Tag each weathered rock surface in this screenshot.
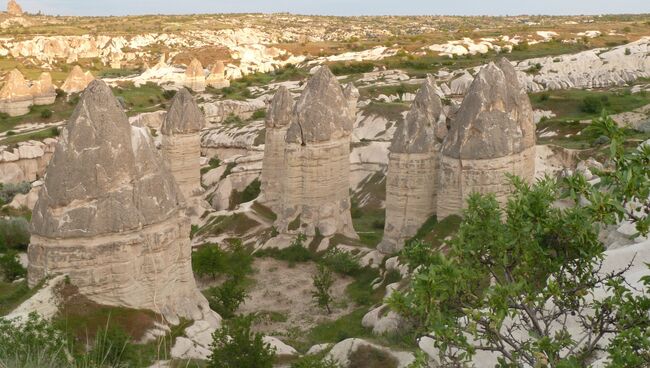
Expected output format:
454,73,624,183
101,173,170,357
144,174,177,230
30,72,57,105
259,86,293,212
206,61,230,89
279,66,357,238
0,69,33,116
61,65,94,94
0,138,57,184
6,0,22,16
379,75,445,253
327,338,415,368
28,80,212,324
185,58,206,92
161,88,205,201
438,58,536,218
202,98,266,123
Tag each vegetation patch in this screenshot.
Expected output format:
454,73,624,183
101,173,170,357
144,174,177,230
196,213,260,237
229,179,261,210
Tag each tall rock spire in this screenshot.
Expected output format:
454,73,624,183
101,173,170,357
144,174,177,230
161,88,206,204
185,58,206,92
379,75,446,253
437,58,536,218
28,80,213,324
259,86,294,212
0,69,33,116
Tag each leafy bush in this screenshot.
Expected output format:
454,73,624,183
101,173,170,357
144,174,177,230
329,62,375,76
192,245,227,279
348,345,398,368
229,179,261,209
162,89,176,100
40,109,53,119
0,313,68,367
322,248,361,276
208,315,276,368
223,113,244,125
581,95,609,114
0,217,31,251
208,156,221,169
291,354,340,368
0,252,26,281
205,278,249,319
312,264,334,313
0,182,31,204
252,109,267,120
255,234,314,266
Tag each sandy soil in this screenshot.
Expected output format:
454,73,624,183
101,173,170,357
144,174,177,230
238,258,355,336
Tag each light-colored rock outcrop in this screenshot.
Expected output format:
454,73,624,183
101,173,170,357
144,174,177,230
0,69,33,116
279,66,357,238
437,58,536,219
185,58,206,92
160,88,205,201
259,86,293,212
379,75,445,254
206,61,230,89
6,0,22,16
27,80,213,324
202,98,266,123
30,72,57,105
61,65,94,94
0,139,57,184
327,338,415,368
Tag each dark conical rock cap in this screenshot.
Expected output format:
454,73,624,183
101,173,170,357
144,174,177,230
265,86,293,129
161,88,205,135
391,75,444,154
31,80,183,238
286,66,349,144
441,58,535,159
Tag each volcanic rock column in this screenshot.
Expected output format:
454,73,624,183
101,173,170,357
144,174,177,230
30,72,57,105
280,66,357,238
0,69,33,116
259,86,293,213
206,61,230,89
28,81,212,323
160,88,205,201
61,65,94,94
437,58,536,219
185,58,206,92
379,75,446,254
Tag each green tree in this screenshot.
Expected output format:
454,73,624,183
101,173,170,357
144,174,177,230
312,264,334,314
205,278,249,319
192,245,226,279
390,114,649,367
208,315,276,368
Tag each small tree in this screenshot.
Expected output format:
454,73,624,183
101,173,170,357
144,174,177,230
205,278,249,319
208,315,276,368
192,245,226,279
312,264,334,314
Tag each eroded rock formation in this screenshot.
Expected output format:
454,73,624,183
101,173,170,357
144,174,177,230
28,80,212,324
259,86,293,212
0,69,33,116
161,88,205,201
7,0,22,16
185,58,206,92
437,58,536,218
278,66,357,238
379,75,446,253
206,61,230,89
30,72,56,105
61,65,94,94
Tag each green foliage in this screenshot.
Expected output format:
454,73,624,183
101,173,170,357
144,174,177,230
0,251,26,281
162,89,177,100
205,278,249,319
349,345,398,368
223,113,244,125
0,313,68,367
220,162,236,180
391,114,650,367
329,62,375,76
312,264,335,313
0,216,31,251
252,109,267,120
192,245,227,279
0,182,31,204
208,315,276,368
581,95,610,114
40,109,53,119
321,248,361,276
229,179,261,209
208,156,221,169
255,234,314,266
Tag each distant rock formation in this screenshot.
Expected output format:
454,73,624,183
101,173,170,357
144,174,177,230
379,75,446,253
437,58,536,218
28,80,213,324
259,86,293,212
185,58,206,92
161,88,205,202
30,72,56,105
0,69,33,116
206,61,230,89
61,65,94,94
7,0,22,16
278,66,357,238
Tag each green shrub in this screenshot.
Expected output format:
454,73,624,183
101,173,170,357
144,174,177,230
581,95,609,114
208,156,221,169
322,248,361,276
208,315,276,368
291,355,340,368
192,245,227,279
5,131,16,136
312,264,334,313
0,313,68,366
255,234,313,266
223,113,244,125
348,345,398,368
0,182,31,204
162,89,176,100
0,252,26,282
40,109,53,119
329,62,375,76
205,278,249,319
252,109,267,120
0,217,31,251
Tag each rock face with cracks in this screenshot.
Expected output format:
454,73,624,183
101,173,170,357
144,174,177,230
185,58,206,92
27,80,213,324
277,66,358,238
161,88,205,201
0,69,33,116
379,75,446,253
30,72,57,105
259,86,293,213
437,58,536,218
61,65,94,94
